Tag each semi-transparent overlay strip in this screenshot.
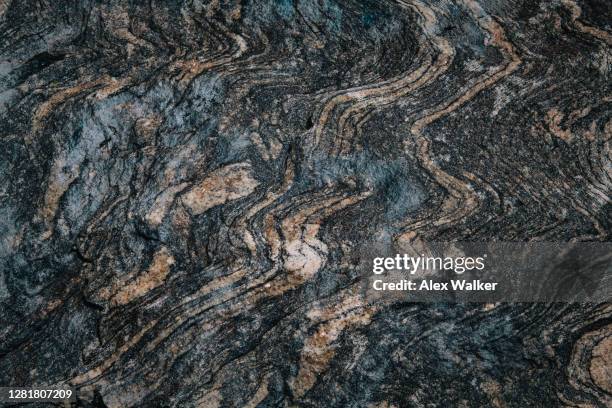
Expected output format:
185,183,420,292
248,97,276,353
359,242,611,303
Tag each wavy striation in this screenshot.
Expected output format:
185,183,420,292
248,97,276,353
0,0,610,407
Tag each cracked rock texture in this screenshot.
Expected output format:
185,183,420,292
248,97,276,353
0,0,611,407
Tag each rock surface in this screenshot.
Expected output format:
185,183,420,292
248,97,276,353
0,0,610,407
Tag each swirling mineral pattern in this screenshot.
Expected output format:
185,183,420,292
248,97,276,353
0,0,610,407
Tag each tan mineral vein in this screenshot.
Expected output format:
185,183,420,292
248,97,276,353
290,289,375,398
562,0,612,46
567,323,612,405
181,162,260,215
31,75,132,136
312,0,454,155
111,247,175,306
146,183,189,226
401,0,522,238
142,189,372,355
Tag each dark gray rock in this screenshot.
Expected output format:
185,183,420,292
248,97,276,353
0,0,610,406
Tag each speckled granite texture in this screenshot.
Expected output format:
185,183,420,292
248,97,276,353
0,0,611,407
